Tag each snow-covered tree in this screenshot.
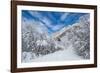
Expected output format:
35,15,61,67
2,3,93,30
73,14,90,59
22,19,63,61
52,14,90,59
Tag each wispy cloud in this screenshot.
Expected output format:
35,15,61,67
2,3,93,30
28,11,43,19
41,17,53,28
52,24,65,31
60,13,69,21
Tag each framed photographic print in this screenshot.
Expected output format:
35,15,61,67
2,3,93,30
11,1,97,73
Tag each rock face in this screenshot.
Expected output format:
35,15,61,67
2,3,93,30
52,14,90,59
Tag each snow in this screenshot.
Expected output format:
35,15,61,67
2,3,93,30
36,40,48,46
32,46,83,62
22,45,83,62
22,52,34,62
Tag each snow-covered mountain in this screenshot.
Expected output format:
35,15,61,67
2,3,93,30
51,14,90,59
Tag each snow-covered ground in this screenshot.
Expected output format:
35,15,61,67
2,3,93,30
22,45,83,62
32,46,83,62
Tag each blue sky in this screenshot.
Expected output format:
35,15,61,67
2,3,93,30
22,10,89,34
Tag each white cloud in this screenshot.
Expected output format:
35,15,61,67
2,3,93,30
60,13,69,21
52,24,64,31
42,17,53,28
28,11,43,19
28,11,55,29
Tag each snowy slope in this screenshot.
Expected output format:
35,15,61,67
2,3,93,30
52,14,90,59
22,45,83,62
32,46,83,62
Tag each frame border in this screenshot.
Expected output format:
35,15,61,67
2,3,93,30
11,1,97,73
